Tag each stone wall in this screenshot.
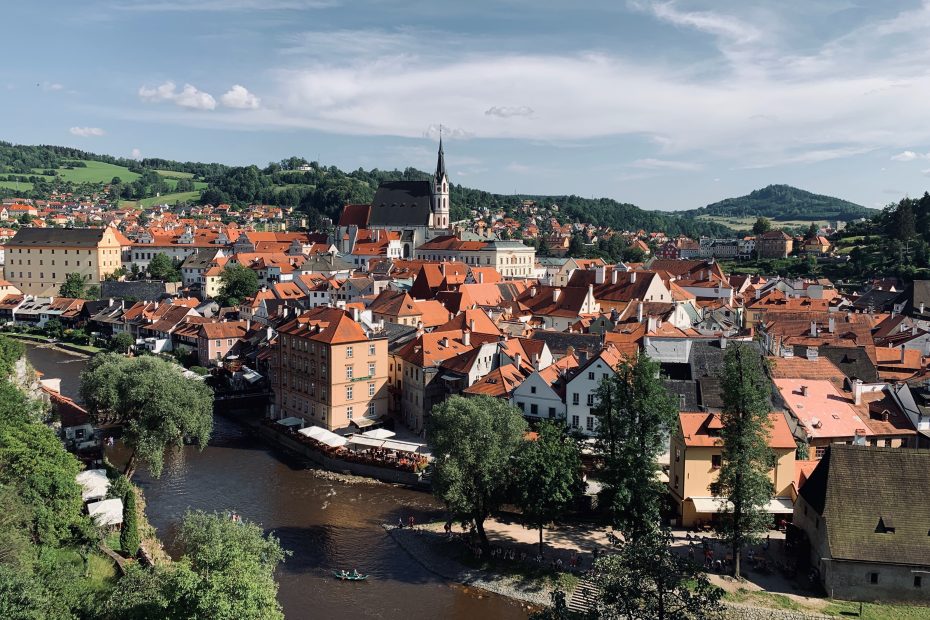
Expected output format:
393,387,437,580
722,603,829,620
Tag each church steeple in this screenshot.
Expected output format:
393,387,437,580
435,134,447,183
432,132,450,230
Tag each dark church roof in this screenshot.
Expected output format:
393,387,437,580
436,137,447,182
368,181,433,228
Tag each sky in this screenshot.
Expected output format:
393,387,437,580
4,1,930,211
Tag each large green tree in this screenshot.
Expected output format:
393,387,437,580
594,351,678,539
120,488,141,557
103,510,287,620
752,216,771,235
709,343,775,578
429,395,527,550
593,528,722,620
80,354,213,478
58,272,88,299
513,421,582,554
148,253,181,282
217,263,259,307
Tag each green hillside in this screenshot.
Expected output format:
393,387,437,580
677,184,875,223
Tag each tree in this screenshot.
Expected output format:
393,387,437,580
80,354,213,478
568,233,586,258
110,332,135,354
104,511,287,620
429,395,527,550
217,264,259,307
594,351,678,540
752,216,771,235
513,421,582,554
805,222,818,239
58,272,87,299
593,528,722,620
120,488,141,557
148,253,181,282
43,318,64,340
709,343,775,578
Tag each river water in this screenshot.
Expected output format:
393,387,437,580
25,344,530,620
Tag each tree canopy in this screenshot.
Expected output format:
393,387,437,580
217,264,260,307
594,351,678,539
80,354,213,478
147,254,181,282
428,395,527,549
513,421,583,553
710,343,775,578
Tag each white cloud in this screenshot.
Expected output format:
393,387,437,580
637,1,762,45
220,85,261,109
891,150,930,161
485,105,534,118
423,124,473,140
130,148,143,160
40,82,65,92
922,168,930,177
69,126,106,137
138,81,216,110
632,158,703,171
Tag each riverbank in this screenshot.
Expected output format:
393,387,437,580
384,524,558,608
4,332,99,356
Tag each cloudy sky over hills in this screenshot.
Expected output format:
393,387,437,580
5,1,930,209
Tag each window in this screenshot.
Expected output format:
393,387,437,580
572,393,579,406
571,415,580,428
368,362,376,376
369,344,376,356
369,383,375,397
346,346,353,358
530,386,536,394
368,402,376,417
346,365,353,380
346,406,353,419
674,474,679,489
869,573,879,584
586,417,594,431
588,371,594,380
815,446,826,459
711,454,722,469
530,404,538,415
586,394,595,406
548,407,556,418
915,576,923,588
517,401,525,412
675,447,681,462
346,386,353,400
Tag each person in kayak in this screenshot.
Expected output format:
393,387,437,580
351,569,360,579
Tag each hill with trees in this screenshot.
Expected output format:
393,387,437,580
677,184,874,223
0,142,732,237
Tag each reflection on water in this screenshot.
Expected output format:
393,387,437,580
25,344,530,620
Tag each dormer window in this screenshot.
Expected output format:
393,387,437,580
876,516,896,533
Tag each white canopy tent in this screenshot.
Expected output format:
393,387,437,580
688,496,795,515
276,417,305,428
298,425,348,448
346,435,425,454
361,428,396,440
75,469,110,502
87,498,124,527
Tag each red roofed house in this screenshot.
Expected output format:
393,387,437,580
669,411,798,527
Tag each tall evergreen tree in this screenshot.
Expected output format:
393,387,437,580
120,488,141,557
594,351,678,539
710,343,775,578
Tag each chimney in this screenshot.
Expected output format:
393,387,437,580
810,321,817,337
468,318,475,332
441,337,449,347
595,266,605,284
530,286,537,297
611,269,619,284
478,271,484,284
901,344,906,363
828,317,835,333
553,288,562,303
806,346,818,361
800,385,808,397
246,319,251,330
853,378,863,406
532,352,539,370
514,352,522,368
921,302,926,314
637,301,644,323
440,263,446,277
462,329,471,346
755,288,761,300
352,307,360,322
647,316,658,332
565,345,575,359
719,335,727,349
578,349,588,364
630,271,637,283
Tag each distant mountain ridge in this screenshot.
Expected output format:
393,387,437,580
677,184,875,222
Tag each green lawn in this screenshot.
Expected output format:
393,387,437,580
155,169,194,179
49,160,141,184
0,180,34,191
823,600,930,619
696,215,832,229
124,190,202,208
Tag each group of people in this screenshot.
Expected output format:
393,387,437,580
396,515,416,529
463,538,588,573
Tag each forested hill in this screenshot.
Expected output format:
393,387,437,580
676,184,875,222
0,141,732,236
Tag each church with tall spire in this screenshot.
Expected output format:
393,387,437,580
334,139,453,258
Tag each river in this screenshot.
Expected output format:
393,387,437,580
25,344,530,620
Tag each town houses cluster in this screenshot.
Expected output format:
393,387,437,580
0,143,928,603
